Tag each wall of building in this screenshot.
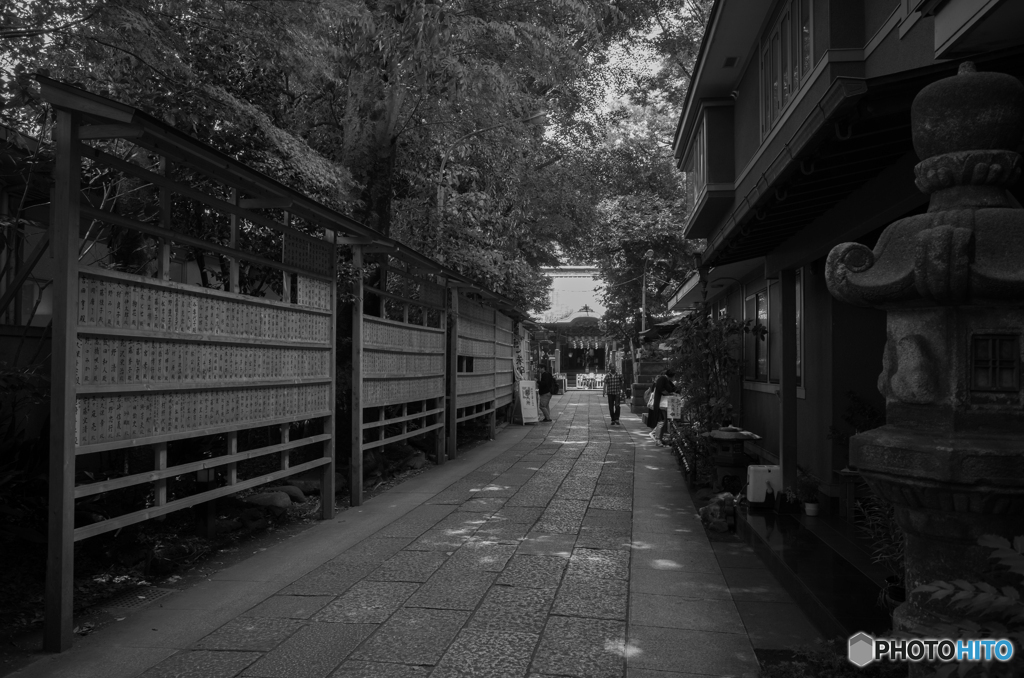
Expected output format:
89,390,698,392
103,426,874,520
864,0,900,41
795,263,834,486
813,0,830,64
734,59,762,181
864,14,938,79
731,261,884,503
538,267,604,323
828,0,865,48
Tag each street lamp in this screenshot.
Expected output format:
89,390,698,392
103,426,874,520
436,110,548,217
641,249,654,332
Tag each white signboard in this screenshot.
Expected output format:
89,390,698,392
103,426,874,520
515,379,539,424
665,395,682,420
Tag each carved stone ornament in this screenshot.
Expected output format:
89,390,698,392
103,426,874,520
826,63,1024,668
826,62,1024,307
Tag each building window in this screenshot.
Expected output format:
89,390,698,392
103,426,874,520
971,335,1019,392
683,118,707,209
761,0,814,137
744,271,803,385
705,297,729,321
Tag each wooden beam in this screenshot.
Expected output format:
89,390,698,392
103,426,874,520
350,245,364,506
239,197,292,209
74,409,332,456
78,206,332,282
335,236,375,246
45,109,80,653
78,124,144,140
80,146,327,252
765,151,924,275
75,434,330,498
362,420,444,450
74,457,331,541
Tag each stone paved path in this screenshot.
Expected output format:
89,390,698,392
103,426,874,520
14,391,821,678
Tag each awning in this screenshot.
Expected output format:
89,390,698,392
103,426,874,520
667,259,764,311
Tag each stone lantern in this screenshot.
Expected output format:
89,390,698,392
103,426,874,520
826,62,1024,670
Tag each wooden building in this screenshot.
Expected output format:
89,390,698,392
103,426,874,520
669,0,1024,636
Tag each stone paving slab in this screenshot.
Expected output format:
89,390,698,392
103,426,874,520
404,569,496,610
312,581,420,623
14,392,827,678
516,532,577,557
629,593,744,632
329,661,429,678
626,626,759,677
532,616,626,678
243,623,376,678
567,547,630,580
194,617,304,651
140,650,261,678
497,555,568,588
350,608,470,666
404,528,474,551
366,549,448,582
468,585,557,634
473,520,531,543
432,628,539,678
278,560,378,596
441,541,518,572
552,575,628,620
242,595,334,619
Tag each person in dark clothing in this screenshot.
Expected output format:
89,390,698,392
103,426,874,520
648,369,677,443
603,364,625,425
537,368,555,422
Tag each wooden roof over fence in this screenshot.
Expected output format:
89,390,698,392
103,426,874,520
34,75,531,320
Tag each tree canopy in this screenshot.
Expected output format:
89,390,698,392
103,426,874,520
2,0,711,314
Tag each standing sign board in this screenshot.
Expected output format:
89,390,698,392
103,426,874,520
666,395,682,420
512,379,539,424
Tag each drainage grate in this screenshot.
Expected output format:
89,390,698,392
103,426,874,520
98,585,176,610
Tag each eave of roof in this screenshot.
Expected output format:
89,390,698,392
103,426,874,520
673,1,774,164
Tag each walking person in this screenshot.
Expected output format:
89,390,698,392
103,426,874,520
603,364,625,425
648,368,677,444
537,367,555,423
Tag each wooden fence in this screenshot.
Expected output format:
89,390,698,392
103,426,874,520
350,254,447,506
29,76,535,652
36,77,366,651
447,293,515,451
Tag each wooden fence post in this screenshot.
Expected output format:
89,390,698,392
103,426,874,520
489,308,497,439
226,189,239,490
447,289,459,459
45,109,80,652
350,245,363,506
322,229,337,518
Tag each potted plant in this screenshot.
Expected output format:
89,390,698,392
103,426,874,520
798,476,820,516
776,486,801,514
